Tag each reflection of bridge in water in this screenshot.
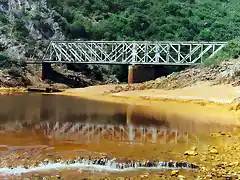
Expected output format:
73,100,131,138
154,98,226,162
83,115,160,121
0,119,235,145
36,122,200,144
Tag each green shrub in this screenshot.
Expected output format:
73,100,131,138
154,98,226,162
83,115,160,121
0,52,9,61
203,38,240,66
0,14,8,24
12,19,29,41
0,52,12,68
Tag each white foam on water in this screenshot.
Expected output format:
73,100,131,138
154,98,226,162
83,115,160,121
0,163,118,176
0,162,192,176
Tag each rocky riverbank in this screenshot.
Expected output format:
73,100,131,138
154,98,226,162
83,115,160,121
106,60,240,94
1,129,240,179
0,63,119,92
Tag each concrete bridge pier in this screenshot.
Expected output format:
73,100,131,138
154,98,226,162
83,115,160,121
42,63,53,80
128,65,156,84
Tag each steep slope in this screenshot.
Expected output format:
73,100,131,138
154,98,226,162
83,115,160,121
0,0,63,60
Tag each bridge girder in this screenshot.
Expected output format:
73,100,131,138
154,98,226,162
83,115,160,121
38,41,227,65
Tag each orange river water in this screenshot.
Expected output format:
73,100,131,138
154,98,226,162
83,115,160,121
0,82,240,179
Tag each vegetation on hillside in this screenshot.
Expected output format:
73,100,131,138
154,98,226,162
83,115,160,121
46,0,240,42
203,38,240,66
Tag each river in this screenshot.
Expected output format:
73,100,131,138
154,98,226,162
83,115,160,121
0,94,236,179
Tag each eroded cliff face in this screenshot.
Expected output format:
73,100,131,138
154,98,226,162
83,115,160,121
0,0,65,60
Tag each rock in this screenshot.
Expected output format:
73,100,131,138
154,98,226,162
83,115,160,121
228,162,239,167
205,175,213,179
156,172,164,177
140,172,150,178
200,166,207,172
223,175,237,180
210,132,224,137
171,170,179,177
209,148,219,154
216,162,227,168
184,147,198,156
184,150,198,156
178,175,185,179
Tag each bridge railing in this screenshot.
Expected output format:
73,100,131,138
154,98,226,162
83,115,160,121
41,41,227,65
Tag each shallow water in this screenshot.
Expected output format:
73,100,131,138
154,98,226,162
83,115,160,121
0,94,236,178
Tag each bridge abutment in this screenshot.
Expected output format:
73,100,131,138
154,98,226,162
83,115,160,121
128,65,156,84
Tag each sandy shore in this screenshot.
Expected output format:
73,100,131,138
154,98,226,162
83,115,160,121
0,87,25,95
62,82,240,102
59,82,240,125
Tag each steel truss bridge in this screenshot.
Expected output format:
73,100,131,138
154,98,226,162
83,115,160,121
39,41,227,65
1,121,200,144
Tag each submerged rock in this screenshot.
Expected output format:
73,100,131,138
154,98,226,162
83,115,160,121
209,148,219,155
171,170,179,177
140,172,150,178
184,150,198,156
184,146,198,156
210,132,231,137
178,175,185,179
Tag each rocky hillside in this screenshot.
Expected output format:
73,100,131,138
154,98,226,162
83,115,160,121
0,0,63,60
0,0,117,88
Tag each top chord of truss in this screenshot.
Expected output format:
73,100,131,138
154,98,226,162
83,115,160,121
39,41,227,65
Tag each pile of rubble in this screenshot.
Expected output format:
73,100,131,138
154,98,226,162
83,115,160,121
108,60,240,93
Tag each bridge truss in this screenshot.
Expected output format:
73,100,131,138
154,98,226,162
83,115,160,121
41,41,227,65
